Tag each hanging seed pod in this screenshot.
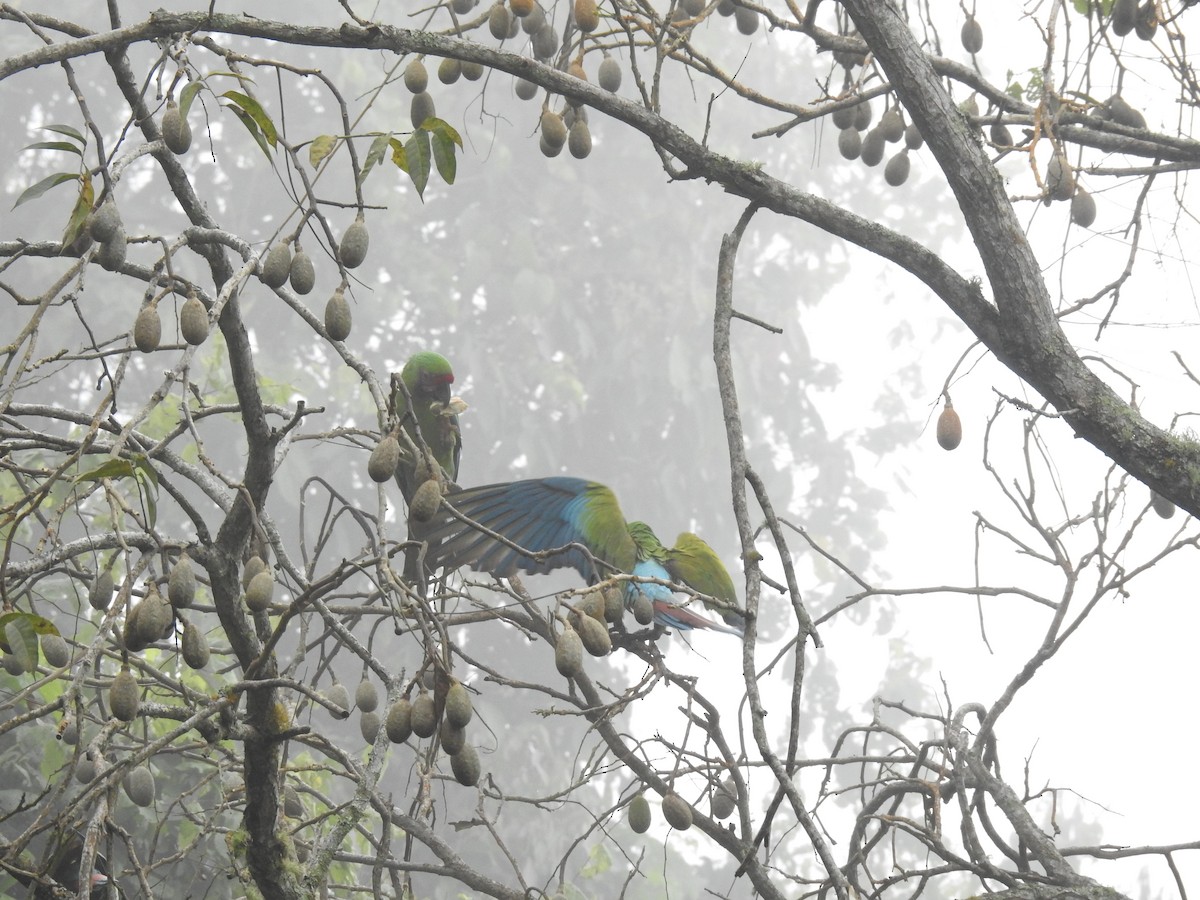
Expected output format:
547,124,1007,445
134,305,161,353
88,198,121,243
904,122,924,150
1046,152,1074,203
61,717,79,745
461,61,484,80
368,433,401,483
245,570,274,612
960,16,983,53
598,56,622,92
284,784,304,818
324,682,351,719
532,23,558,59
831,102,857,131
661,792,693,830
136,586,173,645
450,741,481,786
1150,491,1176,519
359,710,381,742
168,552,196,609
289,246,315,295
2,653,25,676
438,58,462,85
325,287,352,341
411,91,436,129
181,621,210,669
489,3,512,38
1111,0,1136,36
404,59,429,93
179,294,209,345
386,698,413,743
339,214,370,269
122,602,149,653
577,615,611,657
837,128,861,160
568,120,592,159
1070,188,1097,228
109,667,140,722
574,0,599,31
879,106,904,143
853,99,873,131
510,0,534,14
711,777,736,819
603,586,625,624
515,77,538,100
97,227,127,271
631,594,654,626
629,793,651,833
408,478,443,523
125,765,156,807
860,128,885,167
884,151,910,187
242,555,267,591
555,622,584,677
410,692,438,737
88,568,115,611
161,99,192,154
355,678,380,713
540,110,568,149
734,5,759,34
1134,1,1157,40
936,400,962,451
521,2,545,30
989,120,1012,147
444,680,473,728
260,242,292,288
440,720,466,755
76,757,96,783
41,633,70,668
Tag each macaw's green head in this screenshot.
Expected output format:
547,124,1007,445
626,521,668,563
400,351,455,406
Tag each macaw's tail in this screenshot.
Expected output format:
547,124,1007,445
652,600,744,636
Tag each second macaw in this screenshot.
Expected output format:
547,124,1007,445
393,352,462,591
425,477,742,635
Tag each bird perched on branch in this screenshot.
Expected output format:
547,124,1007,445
1,828,119,899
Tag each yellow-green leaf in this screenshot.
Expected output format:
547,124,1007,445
423,117,463,149
179,81,203,118
226,105,273,160
309,134,337,168
13,173,78,210
359,132,392,184
61,172,94,248
431,131,456,184
2,615,40,671
221,90,277,147
405,129,431,199
389,137,407,173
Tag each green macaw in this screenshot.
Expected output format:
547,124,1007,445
424,478,742,635
664,532,746,634
393,352,461,591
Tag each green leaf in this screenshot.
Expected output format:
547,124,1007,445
23,141,83,155
75,457,137,482
430,130,457,185
579,843,612,878
43,124,85,144
221,91,277,147
13,173,78,210
61,171,94,249
1,615,41,671
309,134,337,168
359,132,393,184
179,81,203,119
423,117,463,149
226,105,274,160
405,129,432,199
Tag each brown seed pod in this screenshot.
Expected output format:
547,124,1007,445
179,294,209,345
521,2,545,30
632,594,654,626
853,99,873,131
577,615,611,657
734,5,759,34
289,247,315,294
904,122,924,150
662,792,693,830
2,653,25,676
860,128,885,167
989,121,1012,147
41,633,70,668
438,58,462,85
339,214,370,269
88,198,121,243
409,478,443,524
489,3,512,39
242,555,267,591
444,680,474,728
539,134,563,158
711,777,736,819
98,227,127,271
110,667,140,722
574,0,599,31
831,101,857,131
134,305,162,353
1150,491,1176,519
837,128,861,161
260,242,292,288
540,110,568,149
603,586,625,624
960,16,983,54
122,602,148,653
568,120,592,159
1046,152,1074,203
1111,0,1136,36
411,692,438,737
1070,188,1097,228
410,90,434,131
1134,1,1157,40
936,401,962,451
515,77,538,101
355,678,380,713
386,698,413,743
245,570,274,612
125,765,156,807
368,433,401,483
404,59,429,93
628,793,651,833
532,23,558,59
136,586,173,645
161,99,192,154
555,622,584,677
598,56,622,92
510,0,535,14
462,61,485,81
359,710,382,743
325,287,352,342
450,741,481,786
325,682,351,719
181,621,210,669
879,106,904,143
75,757,96,783
284,784,304,818
440,720,467,755
168,552,196,609
89,568,115,611
884,151,910,187
61,718,79,745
